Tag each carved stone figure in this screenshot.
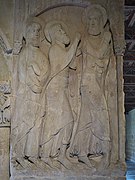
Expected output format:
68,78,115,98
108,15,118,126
71,5,112,169
10,1,125,179
13,19,50,165
40,21,80,168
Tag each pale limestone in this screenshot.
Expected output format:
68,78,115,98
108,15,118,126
0,0,126,179
0,128,10,180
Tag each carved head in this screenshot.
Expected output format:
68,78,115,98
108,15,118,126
26,22,41,47
84,5,107,36
44,21,70,45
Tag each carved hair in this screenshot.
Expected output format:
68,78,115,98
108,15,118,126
44,20,68,43
25,22,41,38
82,4,108,27
24,16,44,39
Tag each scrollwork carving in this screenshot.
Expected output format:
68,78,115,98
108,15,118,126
0,81,11,126
0,29,11,127
0,93,10,125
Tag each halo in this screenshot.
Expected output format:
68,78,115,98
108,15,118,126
82,4,107,27
44,20,69,43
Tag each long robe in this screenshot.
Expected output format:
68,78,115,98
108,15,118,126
72,34,111,158
41,43,74,158
13,45,49,158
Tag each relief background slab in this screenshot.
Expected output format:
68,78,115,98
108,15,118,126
0,0,126,179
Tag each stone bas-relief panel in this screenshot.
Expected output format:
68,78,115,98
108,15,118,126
11,1,125,179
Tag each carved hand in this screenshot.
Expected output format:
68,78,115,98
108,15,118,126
75,32,81,44
104,32,111,44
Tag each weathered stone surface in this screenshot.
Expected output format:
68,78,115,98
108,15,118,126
11,175,126,180
0,1,13,179
0,128,10,180
0,0,126,179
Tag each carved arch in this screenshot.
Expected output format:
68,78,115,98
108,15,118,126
34,1,89,17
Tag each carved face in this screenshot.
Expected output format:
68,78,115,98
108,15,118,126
87,11,103,36
52,24,70,45
27,23,41,47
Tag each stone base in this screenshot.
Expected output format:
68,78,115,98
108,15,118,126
10,175,126,180
10,159,126,180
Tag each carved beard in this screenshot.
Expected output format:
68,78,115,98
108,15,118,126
56,34,70,46
63,35,70,45
87,18,103,36
30,37,40,47
88,25,102,36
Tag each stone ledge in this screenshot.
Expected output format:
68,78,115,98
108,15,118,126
10,175,126,180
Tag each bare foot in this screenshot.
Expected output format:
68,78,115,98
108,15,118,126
12,157,32,169
41,157,57,169
78,155,94,168
57,156,73,170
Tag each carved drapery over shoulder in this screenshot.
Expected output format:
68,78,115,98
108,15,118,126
11,0,125,179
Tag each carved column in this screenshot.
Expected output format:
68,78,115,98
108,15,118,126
0,29,12,180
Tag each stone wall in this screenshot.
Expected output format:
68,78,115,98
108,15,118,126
126,109,135,162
